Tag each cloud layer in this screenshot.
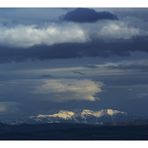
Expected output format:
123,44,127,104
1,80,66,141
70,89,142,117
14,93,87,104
0,20,141,48
96,21,141,39
0,24,87,48
0,8,148,64
36,79,103,101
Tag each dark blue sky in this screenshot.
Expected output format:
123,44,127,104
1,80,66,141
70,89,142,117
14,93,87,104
0,8,148,121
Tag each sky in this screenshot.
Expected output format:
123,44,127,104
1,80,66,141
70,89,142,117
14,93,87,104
0,8,148,121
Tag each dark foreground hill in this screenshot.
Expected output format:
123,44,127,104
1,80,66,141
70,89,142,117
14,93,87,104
0,123,148,140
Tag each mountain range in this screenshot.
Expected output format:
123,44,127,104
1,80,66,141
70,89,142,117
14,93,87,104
30,109,128,125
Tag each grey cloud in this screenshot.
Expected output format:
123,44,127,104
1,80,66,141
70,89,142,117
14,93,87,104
0,20,142,48
0,36,148,63
0,23,87,48
102,60,148,72
61,8,118,23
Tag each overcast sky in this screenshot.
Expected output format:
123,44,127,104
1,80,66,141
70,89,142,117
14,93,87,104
0,8,148,122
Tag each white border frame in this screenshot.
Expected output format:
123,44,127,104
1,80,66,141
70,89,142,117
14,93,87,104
0,0,148,7
0,0,148,147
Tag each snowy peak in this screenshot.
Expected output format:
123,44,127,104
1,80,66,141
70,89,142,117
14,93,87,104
36,110,76,120
81,109,126,118
81,109,104,118
105,109,125,116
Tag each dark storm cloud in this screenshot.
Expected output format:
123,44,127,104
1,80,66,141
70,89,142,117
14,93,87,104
0,12,147,63
1,36,148,63
61,8,118,23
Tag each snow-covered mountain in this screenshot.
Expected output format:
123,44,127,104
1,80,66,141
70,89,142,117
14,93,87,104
30,109,127,124
81,109,125,118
